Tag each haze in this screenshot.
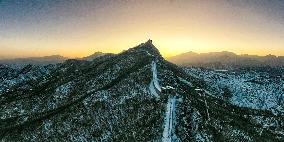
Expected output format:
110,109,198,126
0,0,284,59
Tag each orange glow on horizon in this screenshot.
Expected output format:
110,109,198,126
1,0,284,59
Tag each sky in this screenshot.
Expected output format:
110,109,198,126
0,0,284,59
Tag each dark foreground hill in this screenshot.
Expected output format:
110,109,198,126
1,40,283,141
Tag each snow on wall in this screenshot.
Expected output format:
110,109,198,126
152,61,161,92
149,61,161,99
162,96,177,142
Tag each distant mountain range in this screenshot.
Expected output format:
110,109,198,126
0,55,68,66
167,51,284,69
3,50,284,69
0,52,114,66
80,52,114,61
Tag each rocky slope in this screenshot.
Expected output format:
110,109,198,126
0,40,283,141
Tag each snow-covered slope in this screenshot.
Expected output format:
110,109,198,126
184,67,284,115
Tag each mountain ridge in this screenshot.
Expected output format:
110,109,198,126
80,52,115,61
1,40,283,141
0,55,68,66
167,51,284,68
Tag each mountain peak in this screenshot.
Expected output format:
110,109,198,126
145,39,153,45
127,39,162,58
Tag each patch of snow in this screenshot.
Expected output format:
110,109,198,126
195,88,202,91
166,86,175,90
215,69,228,72
195,133,206,142
201,93,210,121
43,120,52,135
145,51,153,56
178,77,193,87
191,109,202,136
